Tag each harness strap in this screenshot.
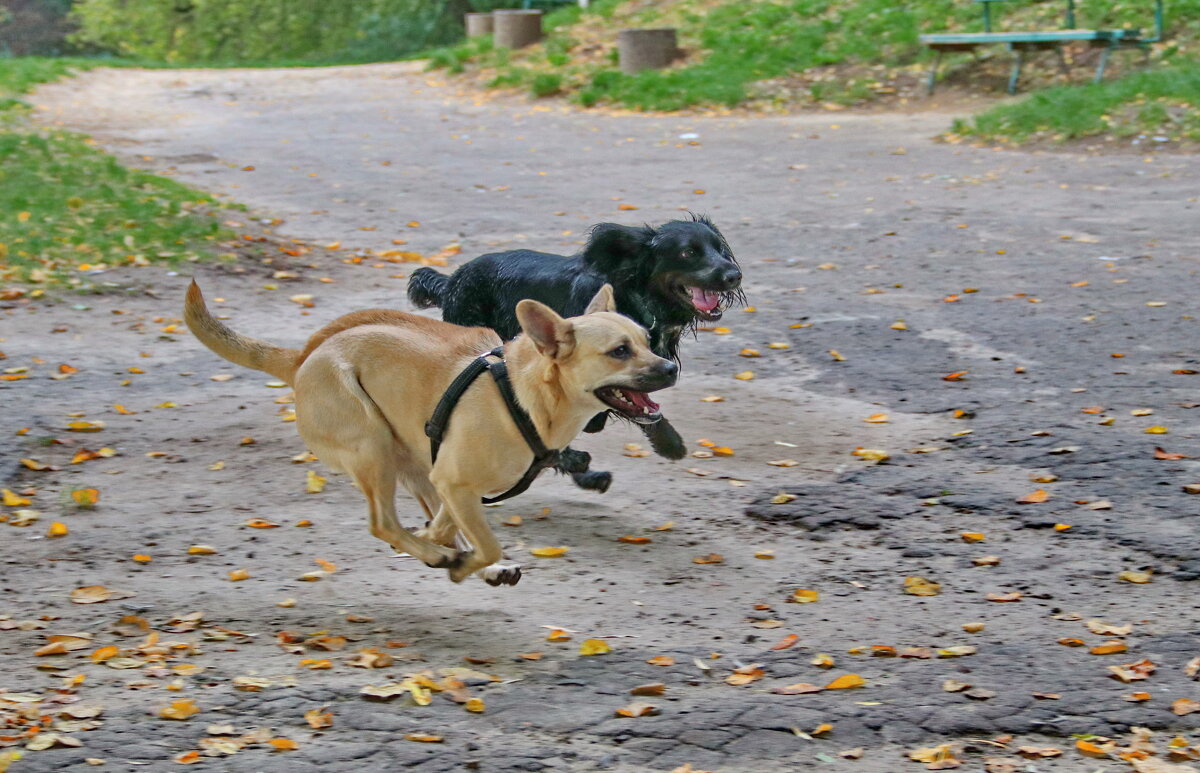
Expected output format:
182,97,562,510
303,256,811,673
424,346,559,504
486,361,552,460
424,346,500,466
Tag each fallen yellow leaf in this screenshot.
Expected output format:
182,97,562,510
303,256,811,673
71,488,100,508
70,585,111,604
903,576,941,596
1017,489,1049,504
579,639,611,656
824,673,866,690
158,699,200,720
2,489,31,507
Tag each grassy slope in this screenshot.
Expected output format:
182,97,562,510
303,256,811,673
0,58,228,290
954,61,1200,144
429,0,1200,143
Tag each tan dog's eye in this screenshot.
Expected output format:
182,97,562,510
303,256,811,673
607,344,631,360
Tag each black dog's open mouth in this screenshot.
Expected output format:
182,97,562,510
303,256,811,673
595,386,662,424
683,286,726,321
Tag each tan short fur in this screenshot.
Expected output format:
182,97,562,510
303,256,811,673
183,281,672,584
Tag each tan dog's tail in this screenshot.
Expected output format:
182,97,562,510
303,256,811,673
184,280,302,384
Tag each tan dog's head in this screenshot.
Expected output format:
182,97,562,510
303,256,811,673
515,285,677,424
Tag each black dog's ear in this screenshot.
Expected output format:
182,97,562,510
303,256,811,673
581,223,655,275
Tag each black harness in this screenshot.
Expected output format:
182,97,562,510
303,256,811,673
424,347,559,504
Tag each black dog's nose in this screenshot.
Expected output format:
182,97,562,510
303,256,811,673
721,267,742,288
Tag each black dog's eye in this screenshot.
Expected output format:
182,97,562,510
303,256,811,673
607,344,631,360
681,248,694,258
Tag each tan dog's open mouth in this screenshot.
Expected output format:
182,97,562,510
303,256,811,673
596,386,662,424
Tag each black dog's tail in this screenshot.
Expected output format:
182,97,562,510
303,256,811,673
407,267,449,309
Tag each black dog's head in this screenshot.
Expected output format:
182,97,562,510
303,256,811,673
581,214,744,326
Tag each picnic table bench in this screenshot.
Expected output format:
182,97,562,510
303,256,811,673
920,0,1165,94
520,0,579,9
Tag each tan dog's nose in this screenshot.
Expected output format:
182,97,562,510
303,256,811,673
639,358,678,390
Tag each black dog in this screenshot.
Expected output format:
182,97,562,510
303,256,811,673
409,214,743,492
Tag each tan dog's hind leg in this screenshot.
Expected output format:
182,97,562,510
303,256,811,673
407,478,459,549
298,361,459,568
415,503,460,548
353,460,459,567
434,485,521,586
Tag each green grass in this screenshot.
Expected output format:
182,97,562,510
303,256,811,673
0,57,105,110
952,63,1200,144
428,0,1200,112
0,57,229,289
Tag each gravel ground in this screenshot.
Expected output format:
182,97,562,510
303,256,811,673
1,63,1197,772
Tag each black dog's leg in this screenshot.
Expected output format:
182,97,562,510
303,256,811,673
558,446,612,494
642,416,686,460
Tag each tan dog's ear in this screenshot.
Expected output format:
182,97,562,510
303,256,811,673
516,299,575,359
584,284,616,314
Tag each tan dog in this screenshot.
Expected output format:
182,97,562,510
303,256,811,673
184,281,677,585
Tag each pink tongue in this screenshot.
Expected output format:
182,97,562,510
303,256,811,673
689,287,720,312
624,390,660,412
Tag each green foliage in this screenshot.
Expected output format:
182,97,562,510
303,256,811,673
530,71,562,97
69,0,470,64
953,63,1200,143
432,0,1200,113
0,57,229,287
489,65,530,88
0,57,102,102
427,35,493,74
0,130,226,284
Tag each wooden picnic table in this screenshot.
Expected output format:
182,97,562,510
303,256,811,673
920,0,1165,94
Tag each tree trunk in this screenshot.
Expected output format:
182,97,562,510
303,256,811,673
493,9,542,49
465,12,493,38
618,27,679,74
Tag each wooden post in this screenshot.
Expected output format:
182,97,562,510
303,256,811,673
493,10,543,49
618,28,679,74
465,12,493,38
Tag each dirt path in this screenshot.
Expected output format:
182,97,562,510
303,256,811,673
2,64,1198,772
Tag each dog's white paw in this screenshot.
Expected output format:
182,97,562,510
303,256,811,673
481,562,522,587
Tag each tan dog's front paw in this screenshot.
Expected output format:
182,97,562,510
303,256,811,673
445,550,477,583
417,545,462,569
481,562,522,587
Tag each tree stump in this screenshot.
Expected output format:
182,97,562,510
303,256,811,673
493,10,543,49
464,12,494,38
618,28,679,74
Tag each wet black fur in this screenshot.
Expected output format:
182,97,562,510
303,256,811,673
409,214,743,361
408,214,743,491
